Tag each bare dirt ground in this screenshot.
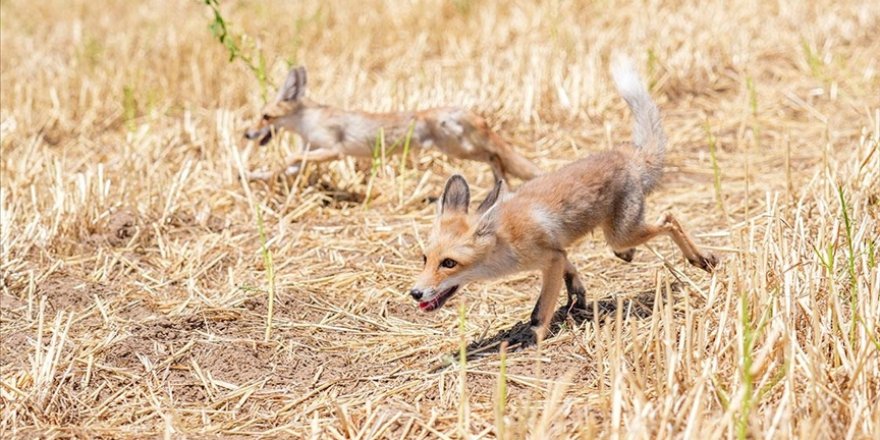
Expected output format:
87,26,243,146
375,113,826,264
1,0,878,438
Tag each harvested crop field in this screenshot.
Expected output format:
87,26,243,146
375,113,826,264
1,0,878,438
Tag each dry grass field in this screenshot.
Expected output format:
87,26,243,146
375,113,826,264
1,0,878,438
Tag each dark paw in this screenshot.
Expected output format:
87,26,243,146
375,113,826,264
614,248,636,263
689,253,719,273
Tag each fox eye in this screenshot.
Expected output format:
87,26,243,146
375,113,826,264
422,254,427,266
261,113,271,121
440,258,457,269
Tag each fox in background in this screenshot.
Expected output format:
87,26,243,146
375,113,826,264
410,56,719,342
244,66,543,182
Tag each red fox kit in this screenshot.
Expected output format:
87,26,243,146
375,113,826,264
244,66,542,182
410,57,718,342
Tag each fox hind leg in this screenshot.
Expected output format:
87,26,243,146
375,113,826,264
604,187,646,263
607,213,718,273
662,214,718,271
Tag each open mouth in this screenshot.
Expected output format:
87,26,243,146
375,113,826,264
419,285,459,312
245,128,275,146
257,131,274,146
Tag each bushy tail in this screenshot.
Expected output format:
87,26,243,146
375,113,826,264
491,133,543,180
611,55,667,192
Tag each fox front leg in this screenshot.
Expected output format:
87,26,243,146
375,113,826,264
282,147,344,175
246,147,343,181
529,251,566,342
563,259,587,311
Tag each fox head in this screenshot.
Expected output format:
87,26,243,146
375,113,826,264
410,175,507,312
244,66,309,146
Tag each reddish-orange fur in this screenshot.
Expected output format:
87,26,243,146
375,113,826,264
244,66,542,182
410,58,718,341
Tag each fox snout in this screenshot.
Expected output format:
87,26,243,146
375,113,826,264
409,284,459,312
244,126,274,146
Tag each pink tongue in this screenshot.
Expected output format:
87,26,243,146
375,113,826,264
419,299,436,311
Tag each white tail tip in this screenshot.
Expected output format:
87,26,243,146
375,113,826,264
611,54,646,97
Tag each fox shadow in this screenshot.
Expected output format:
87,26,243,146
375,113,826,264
434,283,677,368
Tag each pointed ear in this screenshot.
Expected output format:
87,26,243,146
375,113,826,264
476,179,507,214
474,201,501,237
277,66,308,102
440,175,470,215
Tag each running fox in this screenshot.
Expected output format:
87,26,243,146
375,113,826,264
244,66,542,182
409,57,718,342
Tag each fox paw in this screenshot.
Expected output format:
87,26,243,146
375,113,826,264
284,164,302,176
689,253,719,273
613,248,636,263
246,169,274,182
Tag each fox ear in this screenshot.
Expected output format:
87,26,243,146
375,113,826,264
476,179,507,214
440,175,470,215
474,201,501,237
278,66,308,102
